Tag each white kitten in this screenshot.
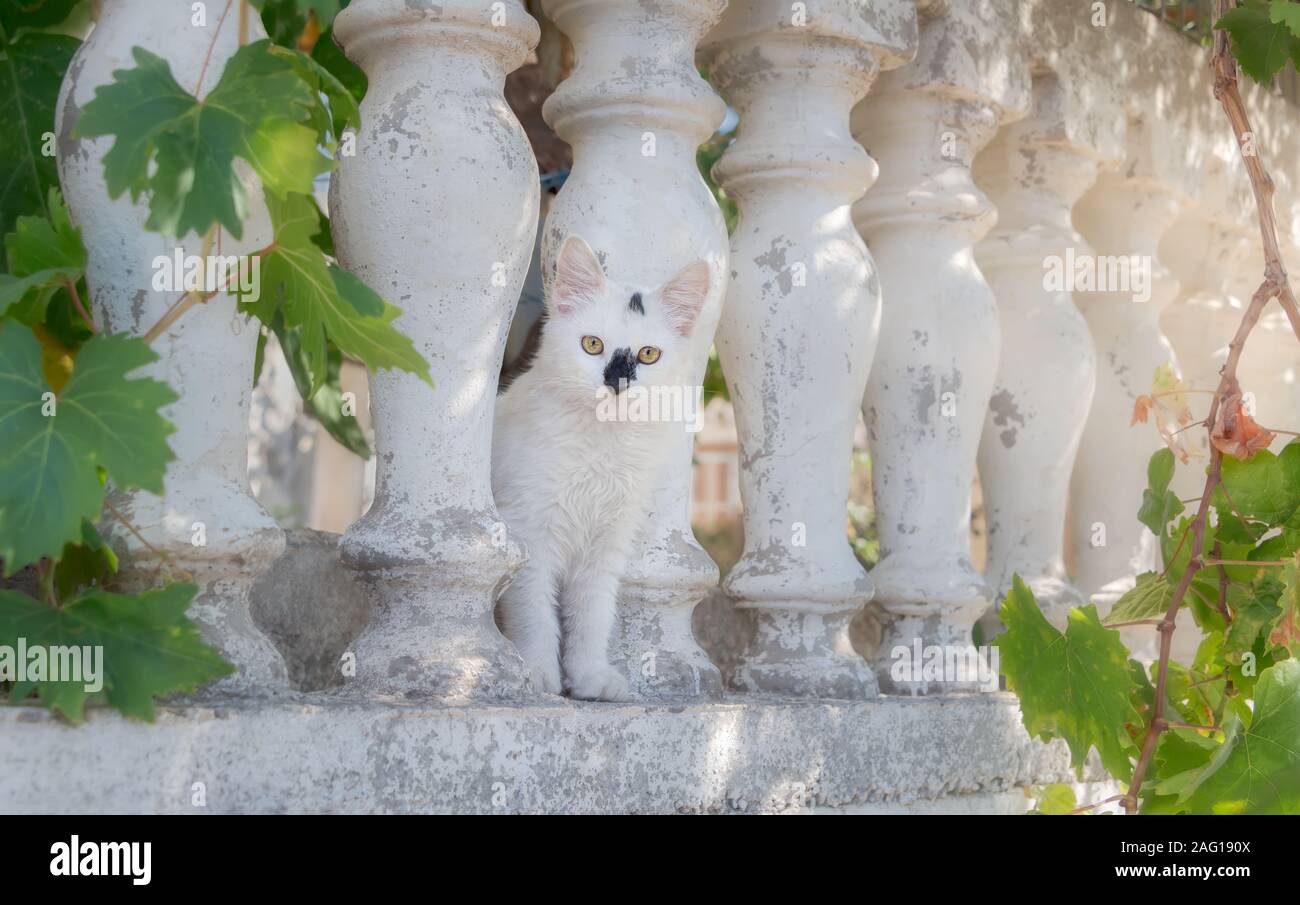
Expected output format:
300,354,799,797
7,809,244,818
492,235,709,701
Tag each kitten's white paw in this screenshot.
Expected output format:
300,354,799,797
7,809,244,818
565,664,629,702
524,656,563,695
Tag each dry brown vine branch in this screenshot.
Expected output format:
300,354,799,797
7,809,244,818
1122,0,1300,814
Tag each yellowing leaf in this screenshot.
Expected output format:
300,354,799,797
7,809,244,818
0,325,176,573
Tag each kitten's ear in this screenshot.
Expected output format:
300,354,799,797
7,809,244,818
659,260,710,338
552,235,605,315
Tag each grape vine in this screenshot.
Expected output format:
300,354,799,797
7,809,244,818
1001,0,1300,815
0,0,427,720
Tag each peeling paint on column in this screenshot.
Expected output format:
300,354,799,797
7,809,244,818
853,0,1028,693
331,0,540,701
987,389,1024,448
703,0,916,699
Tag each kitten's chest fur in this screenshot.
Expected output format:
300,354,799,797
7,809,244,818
492,373,660,549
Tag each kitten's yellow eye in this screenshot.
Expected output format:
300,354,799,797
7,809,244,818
637,346,661,365
581,335,604,355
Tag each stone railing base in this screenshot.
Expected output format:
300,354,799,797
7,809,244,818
0,693,1112,814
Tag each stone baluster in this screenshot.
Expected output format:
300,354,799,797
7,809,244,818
973,73,1117,632
540,0,729,699
57,2,287,691
699,0,914,697
330,0,540,699
851,6,1028,692
1069,120,1185,613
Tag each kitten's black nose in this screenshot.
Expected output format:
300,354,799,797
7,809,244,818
603,348,637,395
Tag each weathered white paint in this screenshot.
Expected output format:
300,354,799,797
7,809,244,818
25,0,1300,814
0,693,1111,814
329,0,540,699
974,73,1118,632
56,2,287,691
700,0,915,698
851,3,1029,692
540,0,729,699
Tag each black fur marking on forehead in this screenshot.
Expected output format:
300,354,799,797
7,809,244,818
629,292,644,315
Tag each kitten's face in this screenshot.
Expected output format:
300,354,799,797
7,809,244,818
543,235,708,400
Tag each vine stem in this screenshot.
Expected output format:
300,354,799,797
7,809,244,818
142,226,218,343
102,498,192,583
1122,0,1299,813
194,0,235,97
141,3,255,346
1069,794,1127,815
63,276,95,333
1203,558,1289,566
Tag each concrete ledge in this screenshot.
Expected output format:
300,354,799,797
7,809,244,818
0,692,1108,814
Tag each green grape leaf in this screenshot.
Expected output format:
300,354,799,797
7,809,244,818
311,25,366,105
1282,554,1300,645
5,188,86,274
0,267,78,320
0,583,232,722
1150,728,1222,808
1270,0,1300,37
1217,441,1300,527
245,192,429,394
0,0,83,34
1,189,86,322
251,0,344,44
0,325,177,574
1250,531,1293,567
275,318,370,458
0,32,80,248
52,517,118,600
1138,449,1184,547
1224,575,1287,661
299,0,342,28
1217,3,1300,85
267,43,358,141
1166,659,1300,814
1166,660,1227,728
1104,572,1174,625
74,41,330,239
1214,507,1265,545
996,576,1140,780
1030,784,1077,815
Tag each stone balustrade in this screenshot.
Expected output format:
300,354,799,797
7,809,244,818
8,0,1300,814
57,2,288,693
975,70,1120,633
539,0,729,700
701,0,914,698
852,0,1028,691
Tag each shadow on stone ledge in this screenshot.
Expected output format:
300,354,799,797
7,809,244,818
250,529,370,692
